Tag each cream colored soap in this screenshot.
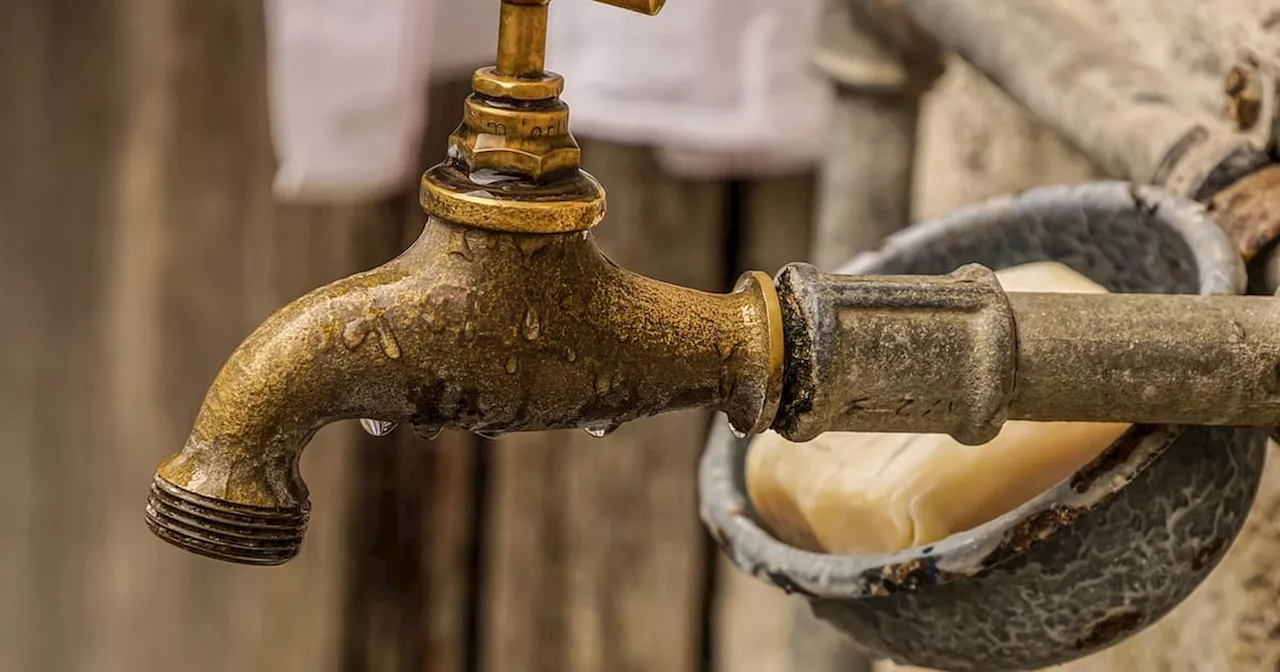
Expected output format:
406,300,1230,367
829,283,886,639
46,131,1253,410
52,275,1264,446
746,262,1131,556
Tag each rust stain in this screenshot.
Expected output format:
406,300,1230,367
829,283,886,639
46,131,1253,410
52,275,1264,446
1075,610,1143,650
869,556,962,595
983,505,1087,567
1070,425,1164,493
1224,62,1263,131
1205,166,1280,262
1191,537,1227,572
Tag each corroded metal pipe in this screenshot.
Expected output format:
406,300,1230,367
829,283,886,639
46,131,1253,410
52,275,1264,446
772,182,1280,443
1009,291,1280,424
146,218,782,564
795,2,939,668
774,263,1280,443
896,0,1270,198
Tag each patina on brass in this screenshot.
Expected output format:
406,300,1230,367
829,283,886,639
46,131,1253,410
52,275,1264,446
147,218,783,564
147,0,787,565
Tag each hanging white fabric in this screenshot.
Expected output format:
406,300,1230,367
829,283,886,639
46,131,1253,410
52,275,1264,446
546,0,831,177
262,0,496,203
262,0,830,203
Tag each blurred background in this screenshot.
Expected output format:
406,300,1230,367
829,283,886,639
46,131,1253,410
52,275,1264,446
3,1,1279,671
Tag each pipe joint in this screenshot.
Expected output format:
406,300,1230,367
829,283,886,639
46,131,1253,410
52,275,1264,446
774,262,1016,444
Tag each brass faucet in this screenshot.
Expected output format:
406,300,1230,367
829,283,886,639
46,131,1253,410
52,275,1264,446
147,0,1280,567
145,0,783,565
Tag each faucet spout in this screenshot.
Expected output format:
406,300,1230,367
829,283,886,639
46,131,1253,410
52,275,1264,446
147,216,782,565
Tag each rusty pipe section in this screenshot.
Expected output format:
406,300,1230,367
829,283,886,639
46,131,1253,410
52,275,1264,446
774,263,1280,444
146,218,782,565
1009,291,1280,425
774,263,1014,444
896,0,1269,198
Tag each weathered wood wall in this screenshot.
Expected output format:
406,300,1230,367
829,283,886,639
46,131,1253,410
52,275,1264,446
1,2,816,671
2,1,368,670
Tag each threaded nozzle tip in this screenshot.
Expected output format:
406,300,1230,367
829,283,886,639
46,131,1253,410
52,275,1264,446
145,475,308,566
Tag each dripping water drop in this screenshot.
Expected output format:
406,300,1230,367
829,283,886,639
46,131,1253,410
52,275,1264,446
360,419,398,437
594,372,612,396
523,307,541,341
376,320,401,360
411,424,443,442
584,421,621,439
342,321,369,350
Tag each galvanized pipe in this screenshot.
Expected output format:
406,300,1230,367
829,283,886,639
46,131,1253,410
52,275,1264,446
1008,291,1280,425
774,182,1280,443
774,264,1280,443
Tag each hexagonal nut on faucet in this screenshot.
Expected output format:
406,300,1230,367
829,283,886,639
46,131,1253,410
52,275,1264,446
449,95,582,182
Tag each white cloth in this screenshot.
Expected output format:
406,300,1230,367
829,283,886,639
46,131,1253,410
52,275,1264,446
263,0,829,203
547,0,831,177
263,0,496,203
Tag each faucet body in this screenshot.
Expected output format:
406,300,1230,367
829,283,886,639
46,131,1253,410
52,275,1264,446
148,217,780,564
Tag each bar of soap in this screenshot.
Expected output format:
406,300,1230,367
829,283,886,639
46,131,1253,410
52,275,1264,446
746,262,1131,556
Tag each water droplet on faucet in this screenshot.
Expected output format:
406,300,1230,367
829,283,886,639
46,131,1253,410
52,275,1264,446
594,372,612,396
584,420,621,439
360,419,398,437
450,229,475,261
522,308,541,341
376,319,401,360
565,347,577,362
464,229,487,257
342,316,400,360
411,424,442,441
719,371,736,401
342,321,369,350
516,236,553,260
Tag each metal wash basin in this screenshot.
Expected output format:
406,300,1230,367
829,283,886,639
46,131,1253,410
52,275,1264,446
701,183,1269,671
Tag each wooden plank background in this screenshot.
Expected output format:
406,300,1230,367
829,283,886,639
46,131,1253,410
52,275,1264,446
2,1,363,670
0,2,816,671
